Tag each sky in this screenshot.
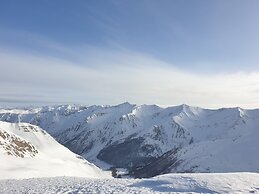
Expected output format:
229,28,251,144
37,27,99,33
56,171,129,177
0,0,259,108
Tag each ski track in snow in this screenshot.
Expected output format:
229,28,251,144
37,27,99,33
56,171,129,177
1,173,259,194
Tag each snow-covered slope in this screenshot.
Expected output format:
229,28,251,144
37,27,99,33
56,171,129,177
0,121,108,179
0,172,259,194
0,103,259,177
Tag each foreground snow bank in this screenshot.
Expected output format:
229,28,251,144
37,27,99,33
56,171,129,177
0,172,258,193
0,121,109,179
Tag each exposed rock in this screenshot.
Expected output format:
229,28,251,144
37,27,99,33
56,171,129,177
0,129,38,158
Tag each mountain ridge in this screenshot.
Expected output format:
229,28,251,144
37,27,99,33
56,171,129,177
0,103,258,177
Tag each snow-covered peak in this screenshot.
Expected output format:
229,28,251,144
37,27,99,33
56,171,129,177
131,104,162,117
115,102,135,107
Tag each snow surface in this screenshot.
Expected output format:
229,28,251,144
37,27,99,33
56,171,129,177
0,173,258,193
0,121,109,179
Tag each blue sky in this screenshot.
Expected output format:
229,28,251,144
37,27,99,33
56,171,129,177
0,0,259,108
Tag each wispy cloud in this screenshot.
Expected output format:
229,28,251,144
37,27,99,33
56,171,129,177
0,38,259,108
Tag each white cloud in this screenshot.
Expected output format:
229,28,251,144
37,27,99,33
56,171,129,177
0,46,259,108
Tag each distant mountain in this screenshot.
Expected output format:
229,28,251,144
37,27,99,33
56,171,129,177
0,121,108,179
0,103,259,177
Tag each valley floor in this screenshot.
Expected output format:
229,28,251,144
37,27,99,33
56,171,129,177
0,173,259,194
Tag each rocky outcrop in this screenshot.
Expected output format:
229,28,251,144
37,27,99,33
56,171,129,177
0,129,38,158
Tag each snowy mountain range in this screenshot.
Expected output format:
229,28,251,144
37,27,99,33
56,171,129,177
0,103,258,178
0,121,108,179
